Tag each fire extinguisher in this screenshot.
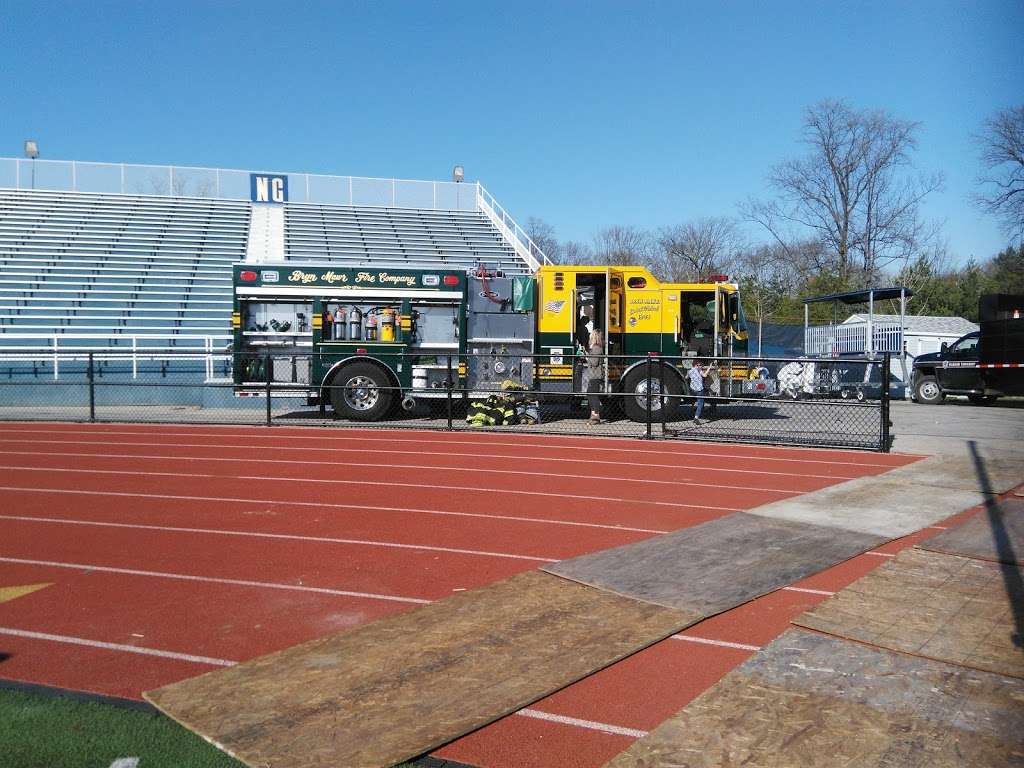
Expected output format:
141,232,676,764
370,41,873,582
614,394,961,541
381,308,396,342
366,313,378,341
333,306,346,340
348,306,363,340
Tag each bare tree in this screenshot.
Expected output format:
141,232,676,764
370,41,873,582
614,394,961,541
733,243,794,356
974,105,1024,242
591,225,654,268
744,100,943,284
134,172,216,198
655,217,744,282
525,217,561,264
560,240,593,265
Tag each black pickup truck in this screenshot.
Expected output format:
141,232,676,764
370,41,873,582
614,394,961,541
911,294,1023,405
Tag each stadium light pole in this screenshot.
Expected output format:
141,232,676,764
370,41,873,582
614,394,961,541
24,140,39,189
452,165,464,208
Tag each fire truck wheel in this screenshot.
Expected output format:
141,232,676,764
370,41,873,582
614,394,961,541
913,376,944,405
329,362,394,421
621,367,682,424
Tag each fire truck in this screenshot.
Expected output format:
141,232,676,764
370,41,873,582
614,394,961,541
231,263,758,422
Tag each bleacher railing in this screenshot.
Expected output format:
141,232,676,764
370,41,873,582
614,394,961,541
476,185,551,271
0,333,230,381
0,158,474,211
0,157,551,273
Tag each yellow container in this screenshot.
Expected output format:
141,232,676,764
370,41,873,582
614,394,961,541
381,308,396,342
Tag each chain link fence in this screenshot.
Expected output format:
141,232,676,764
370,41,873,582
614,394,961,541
0,351,893,451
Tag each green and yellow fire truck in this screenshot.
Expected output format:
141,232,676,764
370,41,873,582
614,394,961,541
231,263,760,422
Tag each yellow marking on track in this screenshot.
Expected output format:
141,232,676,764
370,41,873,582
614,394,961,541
0,583,52,604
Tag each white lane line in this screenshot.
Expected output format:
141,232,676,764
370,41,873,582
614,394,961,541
0,626,235,667
0,466,746,511
0,514,555,563
0,557,431,605
0,452,805,496
0,438,863,481
0,426,904,467
782,586,836,596
670,635,761,652
863,551,897,558
927,525,949,530
0,486,670,535
515,708,648,739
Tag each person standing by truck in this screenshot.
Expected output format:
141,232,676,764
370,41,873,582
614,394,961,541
688,359,710,424
582,329,606,425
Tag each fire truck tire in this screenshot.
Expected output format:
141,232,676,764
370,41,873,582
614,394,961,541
621,367,683,424
328,362,394,421
913,375,944,405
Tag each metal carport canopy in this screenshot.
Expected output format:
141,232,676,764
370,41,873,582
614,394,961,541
803,287,914,305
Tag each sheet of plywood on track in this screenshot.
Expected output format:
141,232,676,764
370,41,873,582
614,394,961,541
795,547,1024,679
918,497,1024,565
145,570,695,768
543,512,885,613
605,629,1024,768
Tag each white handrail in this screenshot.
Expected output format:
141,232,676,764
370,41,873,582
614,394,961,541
0,333,231,381
1,156,549,273
0,157,477,211
475,184,550,272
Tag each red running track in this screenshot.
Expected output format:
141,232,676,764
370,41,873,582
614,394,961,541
0,422,923,768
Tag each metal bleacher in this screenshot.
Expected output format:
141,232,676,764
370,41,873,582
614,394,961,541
0,158,545,380
285,203,524,274
0,189,245,378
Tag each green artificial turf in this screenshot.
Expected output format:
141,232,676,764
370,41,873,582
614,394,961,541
0,686,427,768
0,687,245,768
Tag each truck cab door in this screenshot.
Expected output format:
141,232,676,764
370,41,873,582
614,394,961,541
938,333,980,391
572,271,611,390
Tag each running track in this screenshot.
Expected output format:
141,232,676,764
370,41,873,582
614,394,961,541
0,422,939,767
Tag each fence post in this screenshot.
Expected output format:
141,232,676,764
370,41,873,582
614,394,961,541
880,353,891,452
446,355,454,431
645,357,653,440
87,352,96,423
265,352,272,427
658,358,666,437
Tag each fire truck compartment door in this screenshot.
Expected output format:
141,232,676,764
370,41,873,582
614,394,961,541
467,313,533,341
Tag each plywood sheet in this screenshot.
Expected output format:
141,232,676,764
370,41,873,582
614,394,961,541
543,513,884,613
795,547,1024,679
919,498,1024,565
605,629,1024,768
145,570,695,768
747,471,988,538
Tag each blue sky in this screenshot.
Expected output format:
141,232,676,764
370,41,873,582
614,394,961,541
2,1,1020,264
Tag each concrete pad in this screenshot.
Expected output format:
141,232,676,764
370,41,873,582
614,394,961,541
543,513,884,614
890,400,1024,458
605,629,1024,768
